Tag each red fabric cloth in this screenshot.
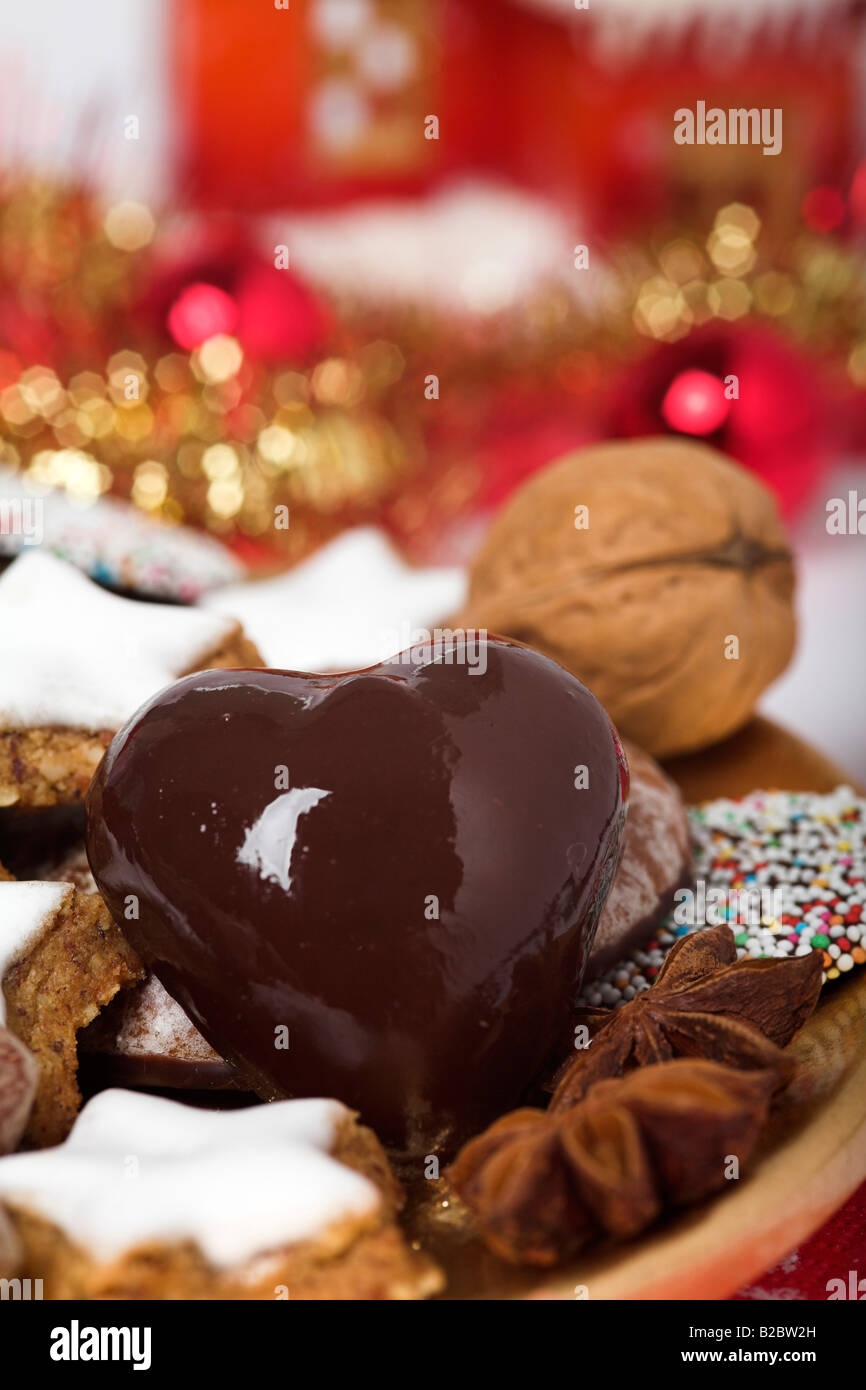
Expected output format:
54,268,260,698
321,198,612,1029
735,1180,866,1300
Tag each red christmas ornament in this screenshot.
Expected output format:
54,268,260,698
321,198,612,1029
661,369,731,436
607,326,833,517
0,295,64,368
423,383,598,513
849,162,866,226
232,261,331,364
168,282,239,350
138,222,331,363
801,186,846,234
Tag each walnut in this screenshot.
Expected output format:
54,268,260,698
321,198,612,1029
458,439,796,757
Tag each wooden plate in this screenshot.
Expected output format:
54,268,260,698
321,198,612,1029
417,716,866,1299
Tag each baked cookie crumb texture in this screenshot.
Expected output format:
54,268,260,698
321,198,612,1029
0,1091,442,1300
0,881,144,1147
0,728,113,811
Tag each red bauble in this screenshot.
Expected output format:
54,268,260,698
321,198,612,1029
607,326,833,517
168,282,238,350
850,162,866,226
801,186,846,234
231,261,331,363
476,400,596,508
661,369,731,436
138,222,331,364
424,384,598,512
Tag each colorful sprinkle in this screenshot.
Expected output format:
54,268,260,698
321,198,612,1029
578,786,866,1010
0,466,244,600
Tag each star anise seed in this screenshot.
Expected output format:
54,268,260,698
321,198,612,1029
551,925,822,1110
447,1059,778,1267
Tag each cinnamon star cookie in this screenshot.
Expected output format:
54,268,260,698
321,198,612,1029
20,838,238,1091
202,526,466,671
0,1090,443,1299
0,551,262,809
0,880,143,1146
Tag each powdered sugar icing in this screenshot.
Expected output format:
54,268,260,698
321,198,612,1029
0,881,72,1024
0,551,238,731
0,1089,380,1266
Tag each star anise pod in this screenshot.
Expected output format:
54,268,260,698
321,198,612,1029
447,1059,777,1267
551,925,822,1110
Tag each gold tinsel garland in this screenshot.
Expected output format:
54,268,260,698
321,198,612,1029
0,181,422,559
0,181,863,558
0,340,414,559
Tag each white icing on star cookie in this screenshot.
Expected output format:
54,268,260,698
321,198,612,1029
203,526,466,672
0,551,239,731
0,881,73,1024
0,1089,380,1267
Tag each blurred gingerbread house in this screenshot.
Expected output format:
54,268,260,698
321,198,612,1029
175,0,865,239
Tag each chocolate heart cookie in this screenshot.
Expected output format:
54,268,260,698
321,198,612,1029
87,636,626,1154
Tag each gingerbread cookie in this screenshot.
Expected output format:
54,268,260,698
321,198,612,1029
0,880,143,1146
86,640,627,1154
11,839,235,1090
0,551,262,809
586,740,692,981
0,1089,443,1299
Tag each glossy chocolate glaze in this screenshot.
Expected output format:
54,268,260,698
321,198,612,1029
87,636,626,1154
78,1048,242,1094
